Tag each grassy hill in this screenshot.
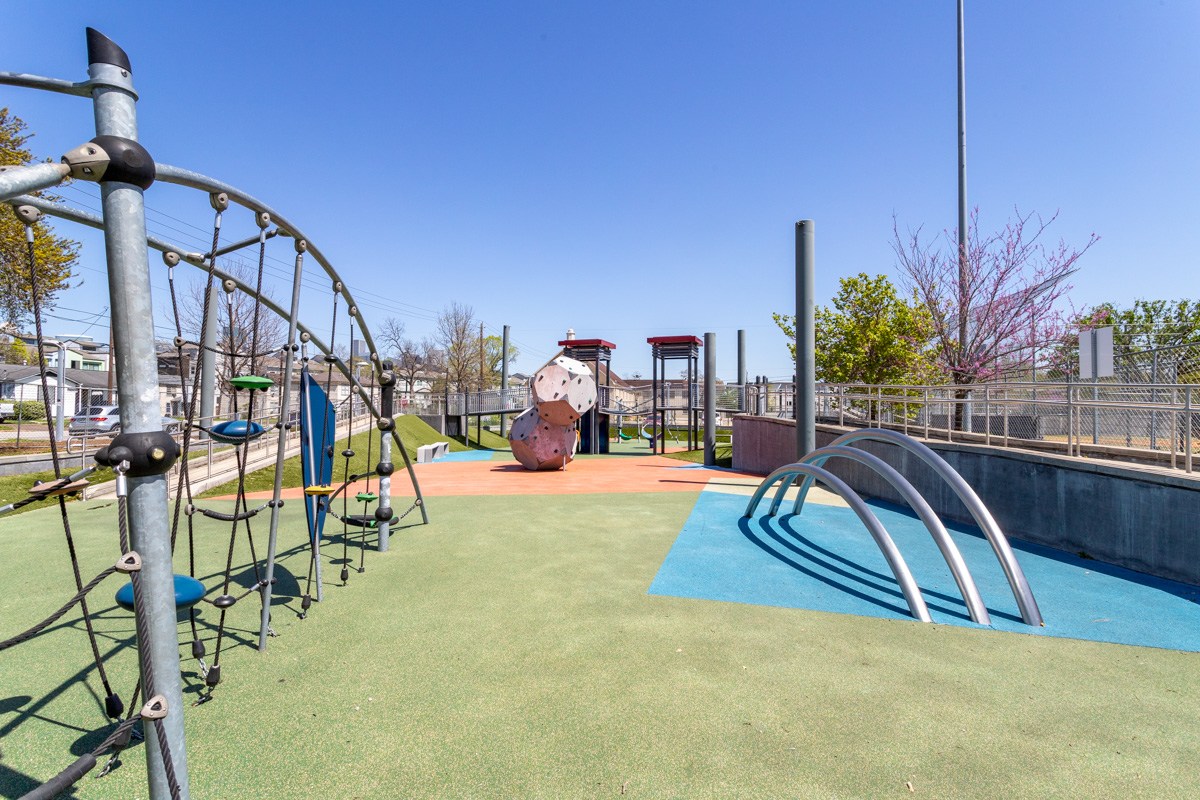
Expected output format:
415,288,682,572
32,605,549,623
199,414,480,497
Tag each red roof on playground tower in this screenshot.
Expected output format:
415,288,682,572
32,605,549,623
646,335,703,346
557,338,617,349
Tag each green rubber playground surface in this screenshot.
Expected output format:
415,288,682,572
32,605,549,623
2,487,1199,798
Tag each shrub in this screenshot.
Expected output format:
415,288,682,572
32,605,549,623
11,400,46,421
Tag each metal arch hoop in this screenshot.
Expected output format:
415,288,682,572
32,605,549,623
743,463,933,623
150,164,386,365
823,429,1042,627
4,193,429,529
784,445,990,625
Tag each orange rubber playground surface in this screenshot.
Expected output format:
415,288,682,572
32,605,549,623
235,453,758,501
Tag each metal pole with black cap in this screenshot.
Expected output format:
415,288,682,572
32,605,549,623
79,28,191,799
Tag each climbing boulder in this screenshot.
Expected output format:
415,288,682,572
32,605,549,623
508,408,577,471
531,356,597,427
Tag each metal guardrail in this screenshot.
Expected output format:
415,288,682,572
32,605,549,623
748,381,1200,474
442,384,749,418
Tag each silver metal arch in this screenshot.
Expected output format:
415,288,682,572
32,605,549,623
151,163,387,365
743,463,933,623
4,193,429,523
824,429,1042,627
784,445,990,625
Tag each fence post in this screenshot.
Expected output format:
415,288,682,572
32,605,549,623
923,389,929,440
1066,385,1073,457
1150,352,1159,449
1187,386,1193,474
1003,390,1009,448
1171,407,1178,470
984,386,991,446
947,392,953,443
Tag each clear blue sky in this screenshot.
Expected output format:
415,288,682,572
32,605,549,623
3,1,1197,381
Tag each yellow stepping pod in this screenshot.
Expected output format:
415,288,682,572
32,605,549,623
304,485,337,496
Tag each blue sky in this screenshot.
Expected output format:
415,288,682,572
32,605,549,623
3,1,1197,381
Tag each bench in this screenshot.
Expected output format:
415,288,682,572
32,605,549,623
417,441,451,463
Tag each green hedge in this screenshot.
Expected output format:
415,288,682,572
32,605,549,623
9,401,46,421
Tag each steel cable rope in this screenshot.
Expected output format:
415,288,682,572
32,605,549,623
0,565,118,652
198,211,274,700
12,183,433,528
339,311,357,584
114,473,183,800
170,200,224,662
304,288,341,597
23,216,122,719
18,712,146,800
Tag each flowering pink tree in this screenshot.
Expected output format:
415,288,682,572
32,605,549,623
893,207,1098,427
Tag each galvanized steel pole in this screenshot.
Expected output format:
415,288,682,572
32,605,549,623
957,0,969,370
704,332,716,466
500,324,510,437
737,328,746,388
259,236,306,651
0,162,71,203
55,341,66,441
198,279,218,438
88,29,190,799
795,220,816,459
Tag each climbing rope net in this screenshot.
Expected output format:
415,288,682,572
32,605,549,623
0,186,426,797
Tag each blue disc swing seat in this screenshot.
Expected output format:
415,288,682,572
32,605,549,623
115,574,207,612
208,419,266,445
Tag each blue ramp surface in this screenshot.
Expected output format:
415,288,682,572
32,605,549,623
433,450,496,462
648,491,1200,651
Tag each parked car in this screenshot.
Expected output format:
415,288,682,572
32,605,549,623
0,402,13,422
68,406,181,436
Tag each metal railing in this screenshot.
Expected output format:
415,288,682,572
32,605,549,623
445,386,531,416
441,383,750,417
747,381,1200,474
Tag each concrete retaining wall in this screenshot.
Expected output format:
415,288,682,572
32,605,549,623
416,414,444,434
732,415,1200,586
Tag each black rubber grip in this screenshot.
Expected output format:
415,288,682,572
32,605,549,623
19,753,97,800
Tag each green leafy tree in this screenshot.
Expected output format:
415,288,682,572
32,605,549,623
0,334,30,364
483,335,519,388
1047,299,1200,380
774,273,936,386
0,108,80,327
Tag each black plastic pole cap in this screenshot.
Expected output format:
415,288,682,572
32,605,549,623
86,28,132,71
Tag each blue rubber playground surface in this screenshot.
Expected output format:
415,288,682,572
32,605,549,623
432,449,497,462
649,490,1200,651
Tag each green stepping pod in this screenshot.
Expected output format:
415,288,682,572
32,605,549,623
230,375,273,391
356,493,378,503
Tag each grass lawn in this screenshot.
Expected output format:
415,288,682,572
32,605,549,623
0,468,80,516
198,414,472,498
661,444,733,469
454,424,510,450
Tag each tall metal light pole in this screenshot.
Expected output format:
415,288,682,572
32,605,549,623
957,0,969,364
